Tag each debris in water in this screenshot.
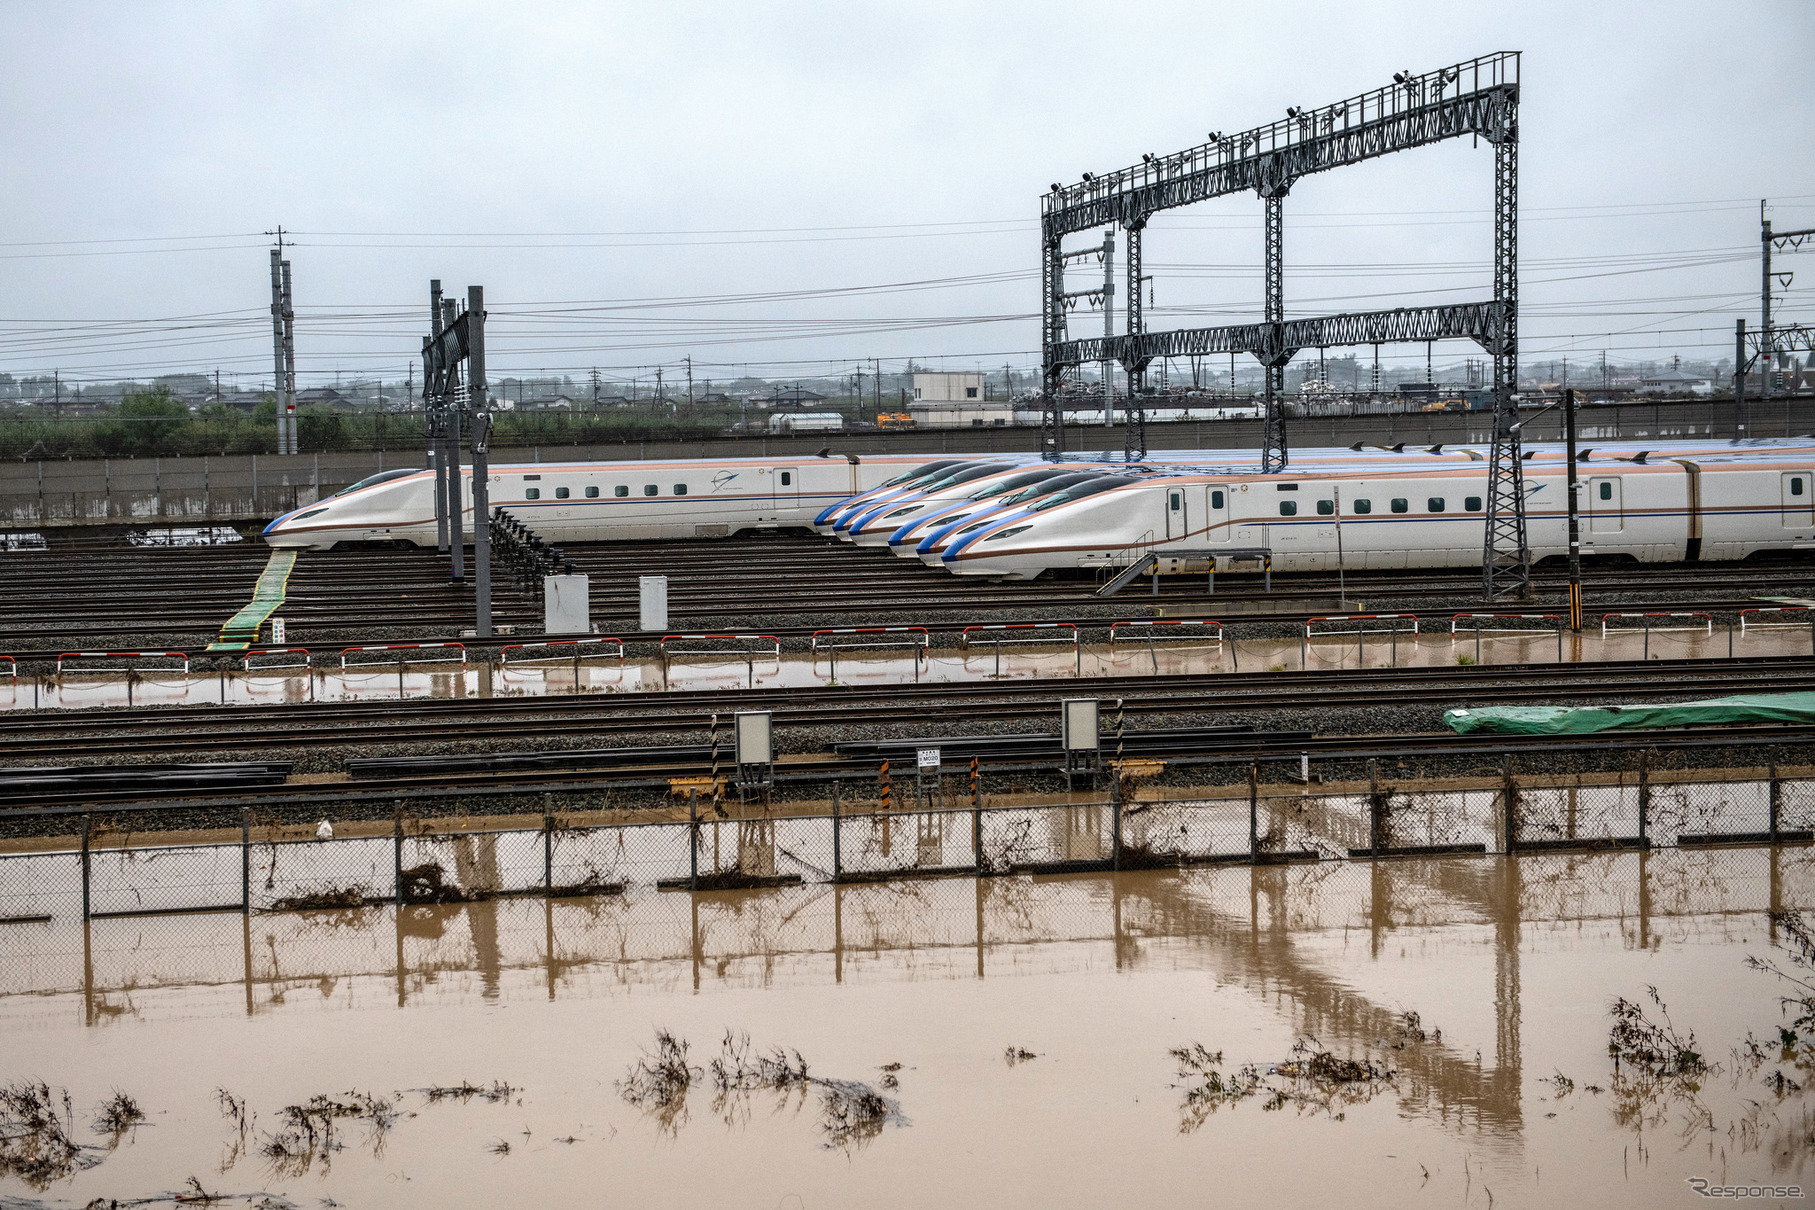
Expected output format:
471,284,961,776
816,1078,901,1151
94,1089,146,1134
1608,986,1706,1077
1003,1046,1038,1066
265,886,369,912
1169,1038,1395,1131
257,1091,398,1176
709,1030,810,1094
617,1030,698,1135
1545,1071,1575,1097
421,1081,518,1104
0,1079,100,1188
315,820,334,840
485,1138,511,1156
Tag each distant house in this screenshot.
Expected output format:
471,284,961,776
750,388,826,408
295,387,355,410
1638,369,1711,397
519,395,577,411
908,371,1008,429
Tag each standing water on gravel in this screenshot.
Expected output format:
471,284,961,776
2,850,1813,1207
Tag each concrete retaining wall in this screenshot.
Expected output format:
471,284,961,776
0,399,1798,529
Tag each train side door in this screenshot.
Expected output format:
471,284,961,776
1165,486,1187,540
773,467,799,509
1784,472,1813,527
1205,485,1231,543
1589,476,1623,533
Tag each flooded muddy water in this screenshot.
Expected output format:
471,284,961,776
3,850,1814,1207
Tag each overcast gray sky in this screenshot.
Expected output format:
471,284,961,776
1,0,1811,391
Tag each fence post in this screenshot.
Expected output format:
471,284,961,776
689,791,700,892
1248,761,1259,862
1770,762,1781,844
1111,774,1122,873
832,781,842,882
241,808,250,913
1501,760,1519,854
393,800,404,906
1368,759,1381,855
80,814,91,921
879,760,891,812
1636,750,1651,848
543,811,554,895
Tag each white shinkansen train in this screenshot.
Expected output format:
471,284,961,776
262,452,947,549
264,441,1815,581
931,440,1815,578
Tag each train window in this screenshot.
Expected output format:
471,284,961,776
1276,483,1298,491
644,485,658,496
1465,496,1482,511
1315,500,1334,516
1169,491,1182,511
614,485,628,497
1211,490,1225,509
522,474,541,481
1599,482,1612,501
554,487,570,499
1279,500,1298,516
525,488,540,500
1390,498,1408,513
1428,497,1446,512
1353,499,1372,514
585,486,599,498
1795,478,1807,496
674,484,688,496
781,472,793,486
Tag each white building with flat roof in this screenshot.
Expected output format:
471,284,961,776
908,371,1010,428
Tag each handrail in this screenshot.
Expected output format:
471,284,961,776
1304,613,1420,638
1741,607,1813,632
1450,612,1563,635
1599,612,1712,637
961,623,1080,648
1109,620,1225,644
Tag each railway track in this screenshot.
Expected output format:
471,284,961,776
4,533,1814,648
2,656,1810,765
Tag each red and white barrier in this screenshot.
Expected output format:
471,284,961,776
1304,613,1419,639
960,622,1079,649
809,626,930,652
1599,612,1712,637
1741,606,1813,632
57,650,189,675
340,642,467,670
659,634,782,657
1108,619,1224,645
1449,612,1562,636
500,637,625,666
242,647,311,672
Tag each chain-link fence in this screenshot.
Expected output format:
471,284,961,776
4,771,1815,932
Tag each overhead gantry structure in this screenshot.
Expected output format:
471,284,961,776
1038,51,1531,599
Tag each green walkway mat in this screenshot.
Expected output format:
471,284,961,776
207,550,297,651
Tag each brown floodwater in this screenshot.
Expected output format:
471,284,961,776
4,849,1814,1207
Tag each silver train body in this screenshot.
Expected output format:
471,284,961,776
262,453,942,549
928,440,1815,578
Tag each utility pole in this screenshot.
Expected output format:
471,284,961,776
268,246,288,456
469,285,491,636
281,258,297,455
1764,201,1774,406
430,280,448,552
443,296,463,581
1101,230,1115,427
684,356,693,409
1565,388,1581,633
1736,318,1749,440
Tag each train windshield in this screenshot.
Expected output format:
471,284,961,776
920,463,1013,492
964,468,1065,501
996,472,1097,507
330,468,417,498
1027,476,1137,512
879,459,963,488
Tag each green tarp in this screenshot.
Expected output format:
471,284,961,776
1444,692,1815,736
